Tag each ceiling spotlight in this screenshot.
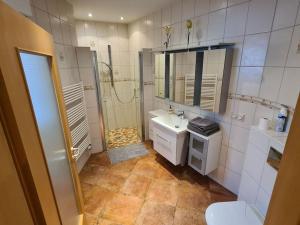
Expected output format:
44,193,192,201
120,16,124,21
88,13,92,17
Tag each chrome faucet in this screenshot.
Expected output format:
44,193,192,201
176,110,184,119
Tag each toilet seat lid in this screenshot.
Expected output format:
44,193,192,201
205,201,264,225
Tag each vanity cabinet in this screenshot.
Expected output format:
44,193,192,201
153,121,187,166
187,130,222,175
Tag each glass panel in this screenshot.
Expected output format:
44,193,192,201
200,49,226,112
97,46,141,149
19,52,79,225
192,138,205,154
169,52,197,106
154,53,166,98
191,156,203,171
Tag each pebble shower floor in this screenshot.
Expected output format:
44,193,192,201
107,127,141,149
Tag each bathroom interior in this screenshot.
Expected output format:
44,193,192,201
1,0,300,225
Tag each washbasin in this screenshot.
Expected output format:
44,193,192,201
151,114,188,134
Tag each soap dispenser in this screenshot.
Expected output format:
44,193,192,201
168,105,174,114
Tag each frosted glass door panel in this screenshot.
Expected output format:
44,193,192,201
19,52,79,225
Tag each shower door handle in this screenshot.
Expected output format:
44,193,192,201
71,147,80,160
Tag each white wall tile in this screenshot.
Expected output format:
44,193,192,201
297,7,300,25
224,36,244,66
255,188,272,217
171,0,182,24
278,67,300,108
286,25,300,67
253,104,274,127
223,169,241,194
210,0,228,11
259,67,284,101
61,20,72,45
238,171,259,204
34,7,52,33
170,23,182,46
226,148,244,174
207,9,226,40
241,33,270,66
273,0,299,30
228,0,248,6
46,0,59,18
246,0,277,35
32,0,47,11
182,0,195,20
237,67,263,96
225,3,249,38
162,7,171,27
232,101,256,128
261,164,277,195
229,125,249,153
248,128,270,154
219,146,228,166
79,68,94,86
228,67,239,94
266,28,294,67
243,142,267,182
192,15,209,44
220,122,231,147
195,0,210,16
50,15,63,44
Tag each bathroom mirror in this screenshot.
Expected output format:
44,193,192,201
154,53,166,98
169,52,197,106
199,48,233,113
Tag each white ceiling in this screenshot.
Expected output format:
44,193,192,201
68,0,175,23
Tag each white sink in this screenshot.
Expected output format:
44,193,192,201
151,114,188,166
151,114,188,134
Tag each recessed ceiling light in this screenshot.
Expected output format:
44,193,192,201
88,13,92,17
120,16,124,21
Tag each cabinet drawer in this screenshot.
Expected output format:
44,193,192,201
153,128,176,164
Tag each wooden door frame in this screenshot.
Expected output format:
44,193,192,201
0,2,85,224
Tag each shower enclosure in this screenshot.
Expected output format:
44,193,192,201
93,46,143,150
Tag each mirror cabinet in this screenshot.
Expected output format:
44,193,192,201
154,45,233,114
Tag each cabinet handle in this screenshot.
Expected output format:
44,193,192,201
157,134,169,143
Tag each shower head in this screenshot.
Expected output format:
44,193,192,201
100,61,114,87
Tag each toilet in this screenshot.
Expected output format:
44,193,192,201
205,201,264,225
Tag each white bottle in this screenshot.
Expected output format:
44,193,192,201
275,107,287,132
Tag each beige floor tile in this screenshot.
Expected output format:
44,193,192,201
174,208,205,225
97,218,123,225
85,213,98,225
84,186,115,216
177,182,211,210
132,161,160,179
96,173,127,192
80,143,236,225
135,201,175,225
146,180,178,206
120,174,151,198
102,193,143,225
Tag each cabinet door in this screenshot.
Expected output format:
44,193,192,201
188,151,207,175
189,133,208,158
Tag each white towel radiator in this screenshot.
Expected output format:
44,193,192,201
62,82,91,160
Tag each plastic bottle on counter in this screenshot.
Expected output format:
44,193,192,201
275,107,288,132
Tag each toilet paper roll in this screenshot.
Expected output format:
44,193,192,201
258,118,269,130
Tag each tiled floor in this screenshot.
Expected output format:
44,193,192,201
107,128,141,149
80,142,236,225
